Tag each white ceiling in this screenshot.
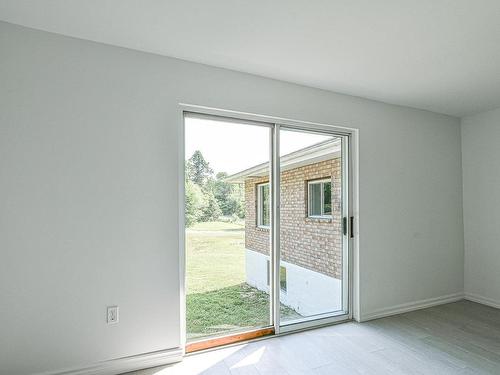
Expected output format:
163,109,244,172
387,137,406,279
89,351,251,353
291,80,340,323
2,0,500,117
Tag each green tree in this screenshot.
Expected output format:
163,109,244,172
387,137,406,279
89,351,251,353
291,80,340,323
212,172,245,218
185,180,207,227
212,172,232,215
185,151,244,224
200,190,222,222
186,150,213,188
210,172,245,218
229,184,245,219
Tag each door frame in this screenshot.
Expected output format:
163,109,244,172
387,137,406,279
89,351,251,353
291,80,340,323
178,104,360,350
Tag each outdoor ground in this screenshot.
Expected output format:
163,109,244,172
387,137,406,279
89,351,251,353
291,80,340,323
186,220,300,340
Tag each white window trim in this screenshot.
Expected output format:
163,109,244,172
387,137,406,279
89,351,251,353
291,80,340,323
257,182,270,229
308,178,333,219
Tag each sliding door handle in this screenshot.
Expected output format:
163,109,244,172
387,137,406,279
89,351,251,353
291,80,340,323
343,216,354,238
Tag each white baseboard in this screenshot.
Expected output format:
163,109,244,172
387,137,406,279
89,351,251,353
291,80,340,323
36,347,183,375
359,292,464,322
464,292,500,309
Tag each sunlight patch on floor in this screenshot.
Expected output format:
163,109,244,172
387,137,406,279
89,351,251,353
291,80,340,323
230,346,265,369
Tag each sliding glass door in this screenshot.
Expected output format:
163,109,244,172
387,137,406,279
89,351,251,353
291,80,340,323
277,127,349,331
184,112,351,347
184,114,272,343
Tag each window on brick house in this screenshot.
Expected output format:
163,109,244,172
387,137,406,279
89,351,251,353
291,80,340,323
257,182,270,228
308,178,332,218
267,260,287,292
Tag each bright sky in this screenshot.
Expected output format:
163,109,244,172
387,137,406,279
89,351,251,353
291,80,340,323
185,117,334,175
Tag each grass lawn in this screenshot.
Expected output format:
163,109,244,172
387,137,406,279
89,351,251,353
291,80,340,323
187,283,270,339
186,220,246,294
186,221,300,339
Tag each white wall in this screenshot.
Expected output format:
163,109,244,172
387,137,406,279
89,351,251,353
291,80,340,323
0,22,464,375
462,107,500,308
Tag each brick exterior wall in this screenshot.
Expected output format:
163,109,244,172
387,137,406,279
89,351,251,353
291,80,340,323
244,158,342,279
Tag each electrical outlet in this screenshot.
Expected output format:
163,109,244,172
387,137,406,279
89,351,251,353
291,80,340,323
107,306,119,324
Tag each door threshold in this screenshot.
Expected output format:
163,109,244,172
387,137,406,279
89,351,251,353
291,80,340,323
186,327,275,353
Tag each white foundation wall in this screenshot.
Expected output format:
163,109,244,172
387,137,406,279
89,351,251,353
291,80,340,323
1,22,463,375
245,249,342,316
245,249,271,293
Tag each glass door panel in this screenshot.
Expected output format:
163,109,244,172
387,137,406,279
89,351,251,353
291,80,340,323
184,114,272,342
278,127,348,326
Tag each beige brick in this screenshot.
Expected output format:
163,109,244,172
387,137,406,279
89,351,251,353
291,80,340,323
245,158,342,279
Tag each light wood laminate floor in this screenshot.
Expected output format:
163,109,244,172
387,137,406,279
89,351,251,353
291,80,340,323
125,300,500,375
